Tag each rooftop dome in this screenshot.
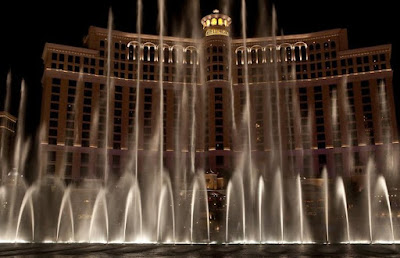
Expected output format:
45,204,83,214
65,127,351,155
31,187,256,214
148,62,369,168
201,10,232,33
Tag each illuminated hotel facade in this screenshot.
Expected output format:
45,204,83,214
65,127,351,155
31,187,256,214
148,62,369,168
40,10,398,180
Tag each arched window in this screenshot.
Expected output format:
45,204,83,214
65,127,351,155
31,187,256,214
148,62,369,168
309,44,314,51
185,48,197,65
143,47,149,62
237,51,243,65
192,51,197,65
257,49,263,63
280,48,285,62
128,45,135,60
251,49,257,64
295,47,301,61
177,49,183,63
286,46,292,61
330,41,336,49
301,46,307,61
127,42,139,61
171,49,176,63
186,50,191,64
149,46,155,62
172,46,184,63
163,48,170,63
315,43,321,50
266,47,273,63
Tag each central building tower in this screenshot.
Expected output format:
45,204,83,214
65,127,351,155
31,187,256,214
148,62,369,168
201,10,233,172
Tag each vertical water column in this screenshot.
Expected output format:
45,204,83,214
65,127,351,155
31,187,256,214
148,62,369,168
240,0,252,241
134,0,142,179
0,72,12,179
240,0,253,184
13,80,27,175
340,77,354,176
271,7,284,173
157,0,165,196
188,0,201,176
322,168,329,243
104,9,114,184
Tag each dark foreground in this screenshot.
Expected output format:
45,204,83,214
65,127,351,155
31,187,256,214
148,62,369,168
0,244,400,257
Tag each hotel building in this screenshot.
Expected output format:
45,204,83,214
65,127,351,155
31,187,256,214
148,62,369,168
40,10,398,180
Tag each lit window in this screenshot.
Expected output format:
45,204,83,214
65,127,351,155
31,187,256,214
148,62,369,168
211,18,217,25
218,18,223,25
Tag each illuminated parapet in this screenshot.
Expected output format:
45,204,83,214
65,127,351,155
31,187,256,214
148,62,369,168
201,9,232,37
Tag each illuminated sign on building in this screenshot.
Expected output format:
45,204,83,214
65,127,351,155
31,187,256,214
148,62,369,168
205,29,229,37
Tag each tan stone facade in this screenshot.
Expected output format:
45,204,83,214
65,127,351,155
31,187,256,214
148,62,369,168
40,12,398,180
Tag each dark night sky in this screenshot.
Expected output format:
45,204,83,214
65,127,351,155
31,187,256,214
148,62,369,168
0,0,398,140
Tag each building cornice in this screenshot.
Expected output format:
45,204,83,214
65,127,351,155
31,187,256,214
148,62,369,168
42,43,99,60
88,26,199,45
87,26,348,46
338,44,391,58
231,28,346,45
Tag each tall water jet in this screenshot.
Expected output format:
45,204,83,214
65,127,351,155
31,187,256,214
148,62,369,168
73,72,84,149
158,0,165,174
4,71,12,116
187,0,201,176
225,180,232,244
190,179,198,243
271,6,283,170
226,7,236,136
258,176,264,243
104,8,114,184
225,173,246,243
376,176,395,243
339,77,354,176
366,159,373,243
277,169,284,243
190,172,210,243
123,181,143,242
297,174,304,243
378,81,394,178
56,186,75,242
240,0,254,179
240,0,257,240
4,80,28,240
15,185,36,242
322,167,329,244
284,83,296,175
134,0,142,180
13,80,27,174
0,72,12,178
156,175,175,243
336,177,350,244
89,188,109,243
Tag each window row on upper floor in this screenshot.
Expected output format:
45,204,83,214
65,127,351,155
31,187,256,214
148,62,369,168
125,42,200,65
235,42,308,65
